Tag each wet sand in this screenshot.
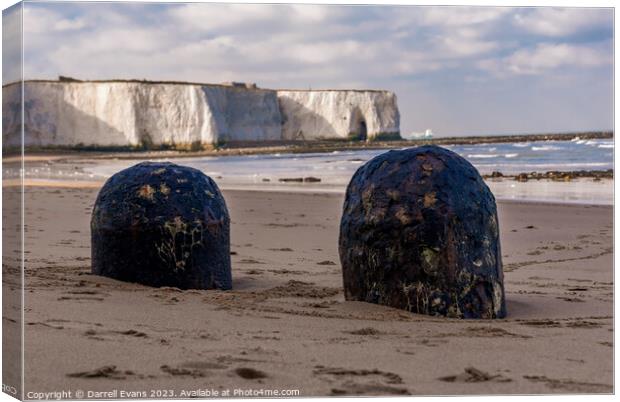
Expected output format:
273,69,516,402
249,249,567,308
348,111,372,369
5,187,613,396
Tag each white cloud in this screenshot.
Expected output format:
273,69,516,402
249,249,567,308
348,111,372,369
24,6,86,34
480,42,612,76
167,3,347,36
22,3,450,85
168,3,281,33
418,6,511,27
388,8,505,59
512,43,610,73
3,4,22,84
17,3,614,135
435,32,498,57
54,18,87,31
513,8,612,37
21,4,614,83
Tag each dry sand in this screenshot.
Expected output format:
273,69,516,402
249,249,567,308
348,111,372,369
3,186,613,397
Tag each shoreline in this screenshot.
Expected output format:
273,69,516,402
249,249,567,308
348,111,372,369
3,131,613,161
6,178,613,207
4,137,613,206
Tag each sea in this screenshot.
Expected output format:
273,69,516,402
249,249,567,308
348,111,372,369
21,138,616,205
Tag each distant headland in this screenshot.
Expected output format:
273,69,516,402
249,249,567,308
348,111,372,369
2,77,612,155
2,77,400,149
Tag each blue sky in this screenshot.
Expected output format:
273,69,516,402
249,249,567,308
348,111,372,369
4,2,614,137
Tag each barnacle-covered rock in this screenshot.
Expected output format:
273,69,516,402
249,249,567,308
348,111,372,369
339,145,506,318
91,162,231,290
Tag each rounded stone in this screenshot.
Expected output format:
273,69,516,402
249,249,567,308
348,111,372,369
91,162,232,290
338,145,506,318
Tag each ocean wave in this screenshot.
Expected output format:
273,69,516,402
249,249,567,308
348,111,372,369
598,144,614,149
504,153,518,158
531,145,561,151
512,142,531,148
467,154,498,159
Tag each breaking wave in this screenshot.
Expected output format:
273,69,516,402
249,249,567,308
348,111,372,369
532,145,562,151
467,154,498,159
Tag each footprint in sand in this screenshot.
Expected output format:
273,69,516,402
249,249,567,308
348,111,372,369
343,327,383,336
303,300,338,309
58,296,105,302
439,367,511,383
116,329,148,337
27,321,65,330
65,290,107,296
331,382,409,396
314,366,408,396
160,362,226,378
67,366,140,380
565,320,603,329
417,338,449,347
235,367,268,380
556,296,585,303
460,327,531,339
84,328,148,341
518,319,563,328
523,375,611,392
161,365,205,378
396,347,416,356
239,258,264,264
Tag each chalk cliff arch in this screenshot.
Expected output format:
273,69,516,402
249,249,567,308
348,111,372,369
348,107,368,141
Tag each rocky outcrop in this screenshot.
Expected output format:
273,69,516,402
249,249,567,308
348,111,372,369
277,90,400,141
2,80,400,148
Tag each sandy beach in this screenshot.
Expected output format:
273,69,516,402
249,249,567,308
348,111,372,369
2,1,615,398
3,184,612,396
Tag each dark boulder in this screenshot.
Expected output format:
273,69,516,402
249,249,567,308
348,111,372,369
339,145,506,318
91,162,231,290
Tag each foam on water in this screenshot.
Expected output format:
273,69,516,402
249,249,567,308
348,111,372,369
18,139,613,205
531,145,562,151
467,154,499,159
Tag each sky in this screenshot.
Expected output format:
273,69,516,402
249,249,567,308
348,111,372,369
3,2,614,137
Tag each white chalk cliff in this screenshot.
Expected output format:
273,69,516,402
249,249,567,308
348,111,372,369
278,90,400,141
2,80,400,148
